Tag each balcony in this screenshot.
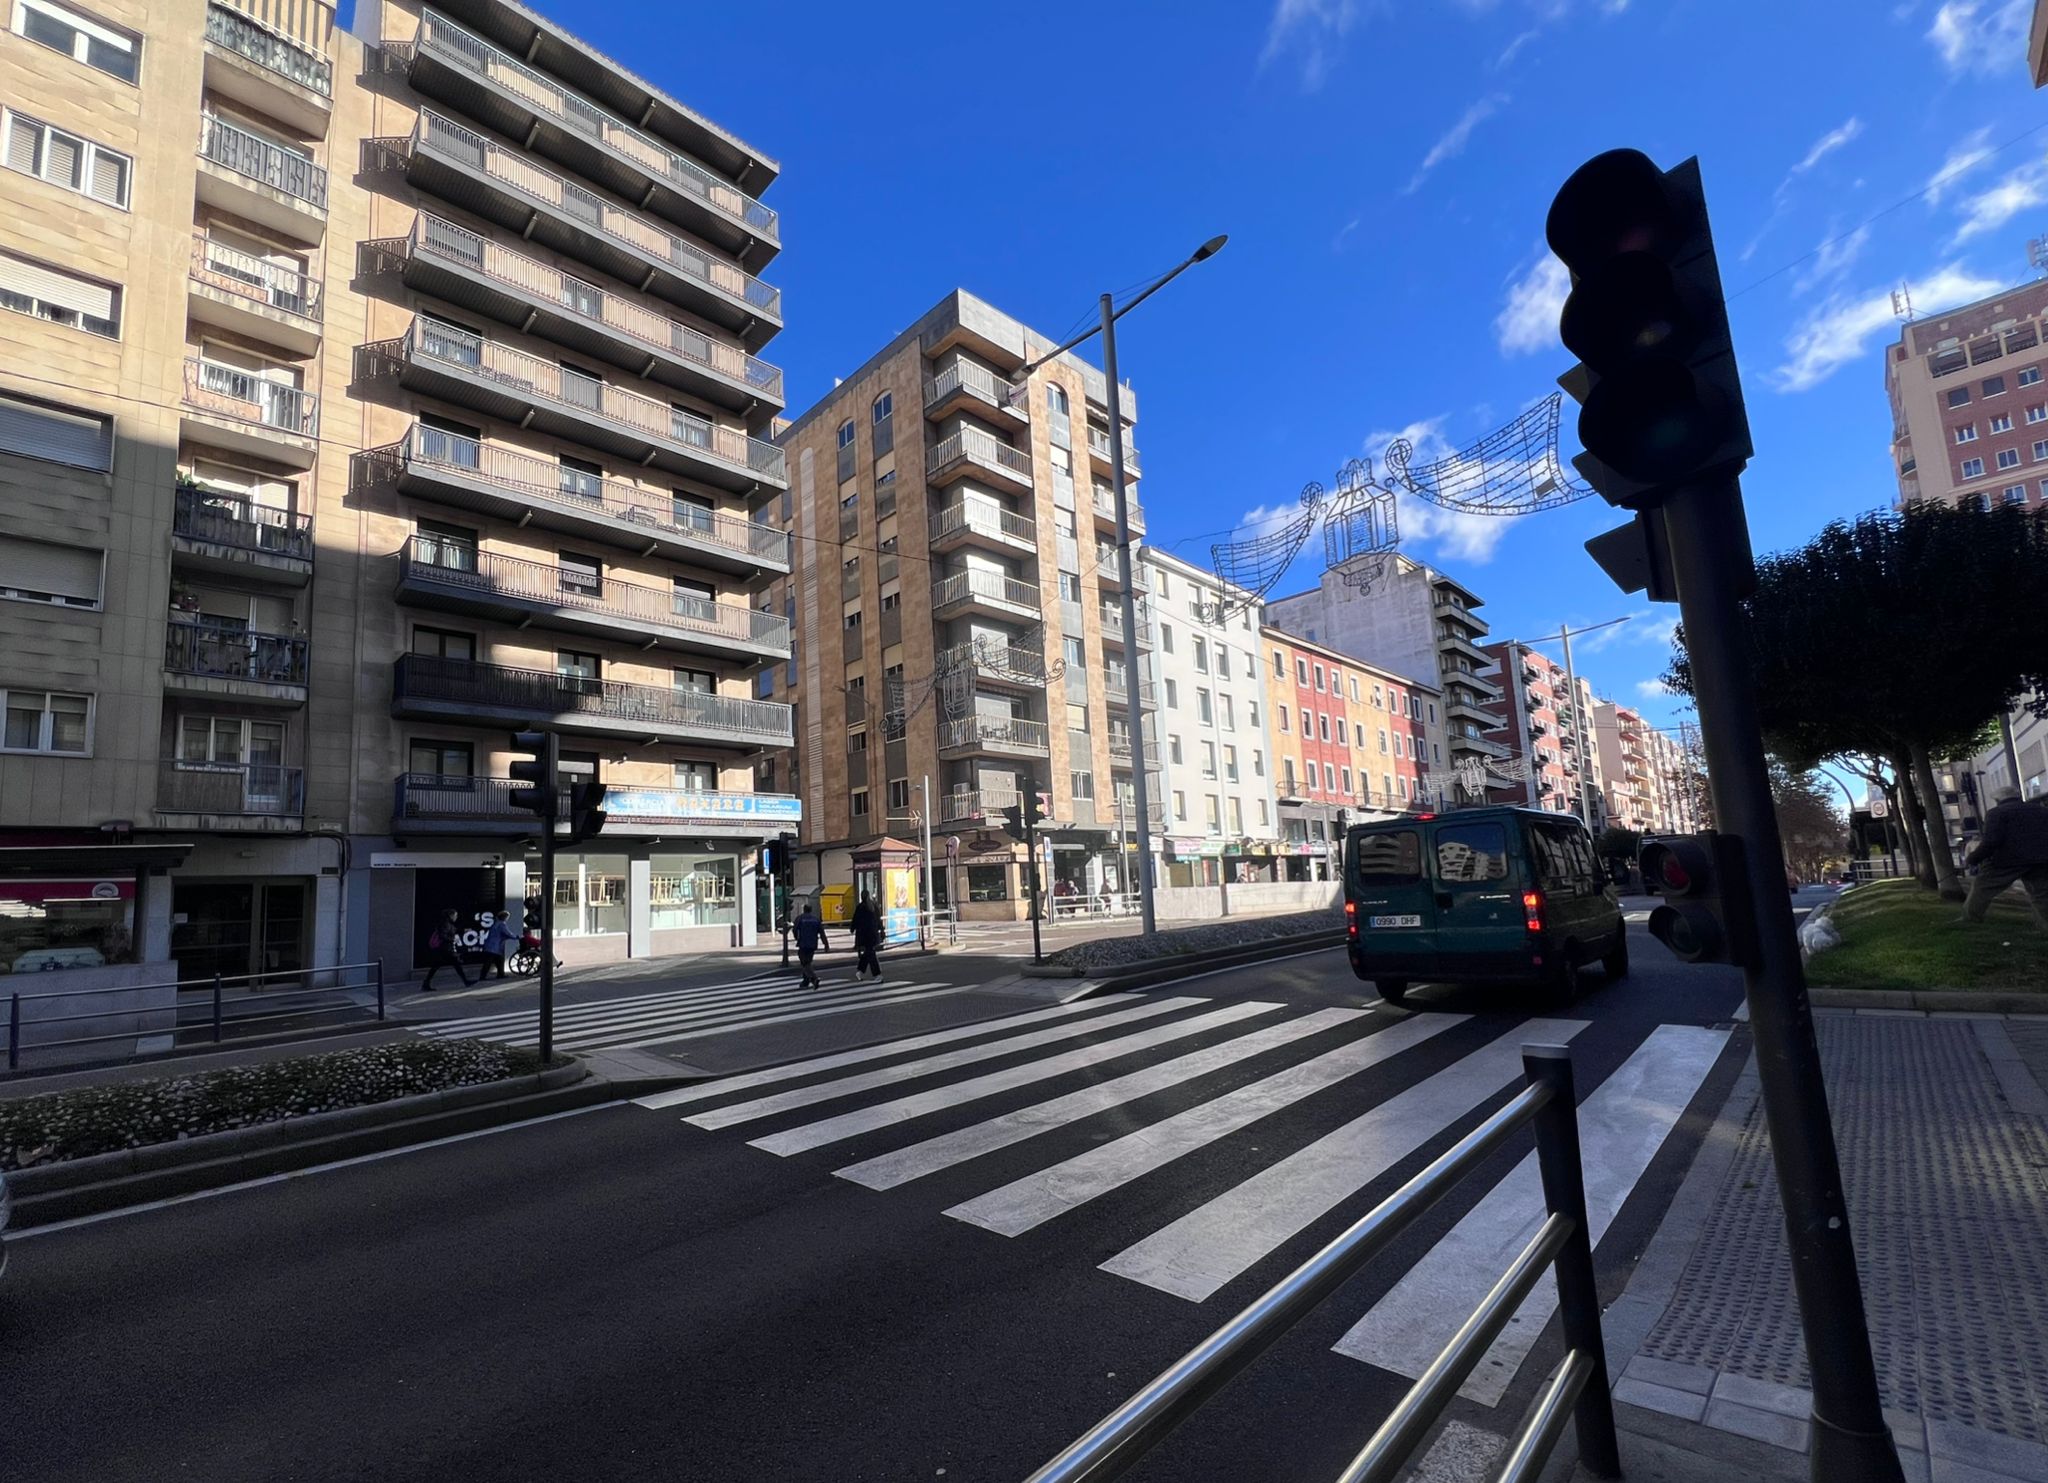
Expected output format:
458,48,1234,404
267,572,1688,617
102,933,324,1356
926,425,1033,495
1449,731,1512,762
1094,543,1150,592
180,358,319,470
939,788,1016,825
927,500,1036,557
392,655,793,750
394,10,777,268
202,3,330,133
1108,733,1159,768
1446,696,1497,727
364,113,780,347
1098,600,1154,649
923,361,1027,427
930,569,1041,623
392,774,797,838
1436,629,1493,668
163,621,308,705
1103,670,1158,708
196,115,327,239
938,639,1047,693
938,715,1050,761
395,539,789,662
156,759,305,830
1090,485,1147,535
364,316,785,492
377,426,788,574
172,482,312,586
187,232,322,356
1086,424,1141,479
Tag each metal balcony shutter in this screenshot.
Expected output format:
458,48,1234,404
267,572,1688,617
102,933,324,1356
44,129,80,188
0,250,117,321
0,393,111,469
88,146,126,205
0,536,102,603
5,116,37,173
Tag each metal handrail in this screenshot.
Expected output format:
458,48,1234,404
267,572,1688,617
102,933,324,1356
929,500,1036,547
392,654,795,745
1023,1045,1620,1483
205,2,332,93
8,960,384,1002
930,568,1041,614
183,356,319,437
173,482,313,561
940,716,1049,752
198,114,328,207
1086,423,1141,474
924,360,1022,412
927,425,1032,480
164,620,310,685
157,758,305,817
189,232,322,319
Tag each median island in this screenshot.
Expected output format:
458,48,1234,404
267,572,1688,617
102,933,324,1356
1803,878,2048,995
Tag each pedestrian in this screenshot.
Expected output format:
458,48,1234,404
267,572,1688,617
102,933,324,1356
792,899,829,988
852,891,883,984
422,908,474,991
1962,785,2048,928
480,909,515,979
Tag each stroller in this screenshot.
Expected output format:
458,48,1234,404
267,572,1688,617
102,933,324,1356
509,928,547,976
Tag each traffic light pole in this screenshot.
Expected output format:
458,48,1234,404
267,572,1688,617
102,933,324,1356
1025,779,1044,966
536,829,556,1065
1661,480,1903,1482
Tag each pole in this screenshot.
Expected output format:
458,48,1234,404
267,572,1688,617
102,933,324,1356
1660,480,1903,1481
1558,628,1594,829
921,775,935,950
1027,773,1044,965
211,972,224,1043
1102,293,1156,938
1999,708,2023,794
537,832,556,1065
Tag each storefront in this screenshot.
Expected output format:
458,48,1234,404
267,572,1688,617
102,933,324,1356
0,840,192,975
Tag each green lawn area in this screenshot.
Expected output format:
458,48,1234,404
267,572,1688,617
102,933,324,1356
1804,877,2048,993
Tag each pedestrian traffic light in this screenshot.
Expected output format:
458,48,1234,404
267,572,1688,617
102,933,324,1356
998,803,1026,843
507,730,559,821
1641,831,1758,967
1025,786,1048,832
1546,150,1752,509
564,777,608,844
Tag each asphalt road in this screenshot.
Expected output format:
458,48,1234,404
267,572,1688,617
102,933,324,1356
0,900,1837,1483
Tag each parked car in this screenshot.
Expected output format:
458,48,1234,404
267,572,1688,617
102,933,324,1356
1342,806,1627,1006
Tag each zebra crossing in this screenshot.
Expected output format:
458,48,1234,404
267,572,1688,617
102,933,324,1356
414,971,965,1055
636,993,1730,1404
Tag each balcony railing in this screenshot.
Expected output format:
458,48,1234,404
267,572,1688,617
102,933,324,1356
1098,600,1153,644
181,358,319,438
1086,424,1141,475
174,483,312,562
402,112,780,321
403,215,781,401
927,425,1032,482
411,10,776,243
164,620,309,686
1108,734,1159,765
939,789,1017,823
393,655,794,745
205,2,332,94
929,501,1036,548
940,716,1050,753
400,537,790,651
158,759,304,817
924,360,1023,415
930,569,1041,614
396,426,789,566
199,114,327,208
189,232,321,320
1091,486,1146,528
939,639,1047,684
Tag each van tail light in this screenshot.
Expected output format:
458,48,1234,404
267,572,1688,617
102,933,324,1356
1344,900,1358,938
1522,890,1544,933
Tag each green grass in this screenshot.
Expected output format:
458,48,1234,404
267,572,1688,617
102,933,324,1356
1803,877,2048,993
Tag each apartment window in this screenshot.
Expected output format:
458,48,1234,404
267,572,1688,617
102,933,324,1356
1253,748,1265,777
1990,413,2014,433
1219,694,1234,728
1983,374,2007,396
1428,701,1437,724
1272,649,1285,678
407,738,471,778
1962,457,1985,478
6,111,131,207
1281,760,1296,792
412,626,474,661
1304,762,1318,792
2,688,88,753
2005,485,2029,505
1071,770,1094,800
2028,406,2047,425
1161,622,1175,654
1998,448,2022,470
1342,766,1353,794
1227,797,1243,834
12,0,137,80
0,534,100,608
1248,700,1259,727
880,589,900,611
0,388,107,474
673,760,715,790
1296,657,1309,685
1046,383,1071,446
871,392,893,457
844,607,862,631
2034,441,2048,461
1318,713,1331,742
851,787,869,819
1192,635,1207,672
558,552,601,597
2022,367,2044,387
1379,728,1389,754
552,455,602,502
1197,688,1213,723
0,249,119,337
1201,740,1217,778
1168,734,1183,765
674,668,715,695
847,728,867,754
1173,789,1187,821
887,777,910,812
1216,647,1231,680
1946,387,1972,408
835,419,855,483
1313,663,1325,692
1296,707,1310,738
1954,424,1978,443
1059,571,1081,602
1278,707,1289,733
1223,744,1239,781
1205,795,1222,831
556,650,599,693
1163,677,1178,708
1348,676,1360,702
1372,684,1383,708
1383,772,1395,800
1256,799,1269,825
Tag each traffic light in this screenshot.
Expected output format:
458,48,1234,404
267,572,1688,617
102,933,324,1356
998,803,1025,843
1641,831,1758,967
508,730,559,821
564,777,608,844
1025,786,1048,833
1547,150,1751,509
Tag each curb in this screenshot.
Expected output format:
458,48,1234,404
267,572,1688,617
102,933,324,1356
1807,987,2048,1014
1025,928,1347,993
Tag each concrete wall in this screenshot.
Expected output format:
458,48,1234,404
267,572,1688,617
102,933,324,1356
1148,879,1340,920
8,961,180,1071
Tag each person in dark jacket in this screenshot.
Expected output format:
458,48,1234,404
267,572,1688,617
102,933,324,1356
791,901,829,988
1964,786,2048,928
422,908,474,991
851,893,883,983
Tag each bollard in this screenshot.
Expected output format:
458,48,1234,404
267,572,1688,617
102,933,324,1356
375,959,386,1021
212,972,224,1044
7,991,18,1071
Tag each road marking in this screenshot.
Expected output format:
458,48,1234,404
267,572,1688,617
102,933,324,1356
1332,1023,1728,1403
420,972,891,1034
1096,1018,1591,1302
684,997,1212,1132
480,982,957,1048
836,1007,1368,1190
945,1011,1467,1238
556,985,968,1053
749,1002,1285,1157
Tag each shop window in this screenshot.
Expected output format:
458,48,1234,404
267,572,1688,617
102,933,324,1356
650,851,738,929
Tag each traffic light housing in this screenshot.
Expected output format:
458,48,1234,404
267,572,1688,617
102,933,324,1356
508,730,559,821
1547,150,1751,509
1025,786,1048,832
564,777,608,844
999,803,1025,843
1641,831,1758,967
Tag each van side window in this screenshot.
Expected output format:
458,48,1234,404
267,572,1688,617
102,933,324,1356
1353,829,1422,884
1569,831,1605,887
1434,822,1509,883
1532,825,1579,891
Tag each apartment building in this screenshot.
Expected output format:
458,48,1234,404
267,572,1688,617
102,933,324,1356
1594,702,1661,833
0,0,795,981
765,291,1161,920
1886,277,2048,512
1259,626,1442,880
1265,553,1513,802
1140,549,1280,885
1477,641,1602,819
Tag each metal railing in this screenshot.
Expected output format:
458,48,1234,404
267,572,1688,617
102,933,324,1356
926,425,1033,482
1086,424,1141,475
189,232,322,320
399,537,790,651
164,620,309,686
1025,1044,1619,1483
396,425,789,565
157,759,304,817
924,360,1022,414
929,500,1036,548
173,482,313,562
930,568,1041,615
1091,487,1146,527
392,654,795,745
182,357,320,438
199,114,328,207
403,214,781,400
939,640,1047,684
938,789,1016,823
939,715,1050,753
206,2,332,93
410,9,776,241
1107,734,1158,765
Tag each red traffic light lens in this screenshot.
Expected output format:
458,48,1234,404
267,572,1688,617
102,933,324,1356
1659,856,1691,891
1546,149,1678,269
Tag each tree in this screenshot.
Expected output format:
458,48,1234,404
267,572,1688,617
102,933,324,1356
1770,760,1847,880
1666,501,2048,898
1595,825,1642,883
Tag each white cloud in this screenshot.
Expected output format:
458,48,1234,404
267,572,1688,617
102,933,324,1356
1791,224,1872,294
1403,93,1510,195
1928,0,2030,71
1332,214,1363,253
1790,117,1864,178
1495,252,1570,356
1772,263,2007,392
1260,0,1362,90
1926,126,1995,204
1950,155,2048,244
1635,678,1674,700
1493,27,1540,68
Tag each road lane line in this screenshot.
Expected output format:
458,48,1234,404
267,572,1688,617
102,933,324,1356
561,985,968,1051
479,982,957,1048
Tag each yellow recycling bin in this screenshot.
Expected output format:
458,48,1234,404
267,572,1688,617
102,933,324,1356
816,884,856,924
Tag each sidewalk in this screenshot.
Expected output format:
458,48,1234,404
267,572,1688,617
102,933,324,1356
1581,1008,2048,1482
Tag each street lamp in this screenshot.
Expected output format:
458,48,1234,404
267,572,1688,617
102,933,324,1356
1017,235,1229,938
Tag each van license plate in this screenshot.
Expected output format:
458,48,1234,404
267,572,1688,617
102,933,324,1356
1368,914,1422,929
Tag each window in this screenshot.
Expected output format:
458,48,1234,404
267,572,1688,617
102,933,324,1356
871,392,893,456
835,418,855,482
2023,367,2043,387
1168,734,1183,765
1163,677,1178,708
1341,766,1353,793
1954,424,1978,443
1278,707,1289,733
1983,374,2006,396
0,535,100,607
1998,448,2022,470
12,0,137,80
1197,688,1213,723
412,625,474,661
2036,442,2048,461
1299,707,1311,736
1317,713,1330,742
1161,622,1175,654
1257,800,1269,825
673,760,715,790
674,667,715,694
1071,770,1094,800
1434,821,1510,882
1219,694,1234,728
965,864,1008,902
1201,740,1217,778
2,688,88,753
1962,457,1985,478
3,111,130,208
1314,664,1325,692
1253,749,1264,777
408,738,471,778
1296,657,1309,685
1947,387,1972,408
556,650,599,693
1216,647,1231,680
1383,772,1395,800
1227,798,1242,834
558,551,601,597
1349,676,1360,702
1379,729,1389,754
2028,406,2047,425
844,608,862,631
1372,684,1383,708
1223,744,1238,781
888,777,910,811
1324,763,1337,792
1205,795,1222,831
1335,718,1348,744
0,249,119,336
1059,571,1081,602
2004,485,2029,505
0,389,110,469
1173,789,1187,821
1281,760,1296,792
1304,761,1318,792
846,728,867,754
1272,649,1285,678
1248,700,1259,727
1990,413,2013,433
850,787,869,818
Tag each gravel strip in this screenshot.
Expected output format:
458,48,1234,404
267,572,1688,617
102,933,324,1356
1048,910,1343,970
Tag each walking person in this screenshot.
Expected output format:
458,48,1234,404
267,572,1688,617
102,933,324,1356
480,910,515,980
852,892,883,984
421,908,474,992
1962,786,2048,928
792,899,829,988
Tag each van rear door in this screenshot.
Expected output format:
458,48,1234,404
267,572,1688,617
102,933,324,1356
1348,825,1436,967
1428,816,1523,974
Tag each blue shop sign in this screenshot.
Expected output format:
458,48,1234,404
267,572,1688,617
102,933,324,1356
601,791,803,824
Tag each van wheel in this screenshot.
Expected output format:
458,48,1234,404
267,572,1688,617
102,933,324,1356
1375,979,1409,1006
1547,950,1583,1005
1603,929,1630,981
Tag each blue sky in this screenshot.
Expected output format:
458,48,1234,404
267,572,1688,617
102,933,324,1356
554,0,2045,729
